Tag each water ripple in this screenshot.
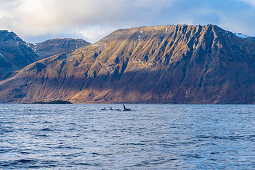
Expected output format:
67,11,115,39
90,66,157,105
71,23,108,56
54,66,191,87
0,104,255,169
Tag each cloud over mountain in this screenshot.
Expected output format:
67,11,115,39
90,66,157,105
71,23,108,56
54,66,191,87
0,0,254,43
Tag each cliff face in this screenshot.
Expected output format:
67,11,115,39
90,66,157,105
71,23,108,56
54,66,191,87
0,25,254,103
0,30,38,80
29,38,90,59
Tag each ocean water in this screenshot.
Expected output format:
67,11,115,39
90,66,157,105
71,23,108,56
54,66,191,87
0,104,255,169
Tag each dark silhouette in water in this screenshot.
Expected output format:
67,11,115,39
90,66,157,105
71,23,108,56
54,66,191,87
32,100,72,104
100,105,129,111
123,104,131,111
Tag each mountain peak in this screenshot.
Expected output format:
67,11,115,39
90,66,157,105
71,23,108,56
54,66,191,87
234,33,249,39
0,30,9,33
29,38,90,59
101,24,224,42
0,30,23,42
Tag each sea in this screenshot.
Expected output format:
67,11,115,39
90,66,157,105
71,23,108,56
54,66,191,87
0,104,255,169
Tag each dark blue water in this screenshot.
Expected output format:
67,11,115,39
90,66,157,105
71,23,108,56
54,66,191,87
0,104,255,169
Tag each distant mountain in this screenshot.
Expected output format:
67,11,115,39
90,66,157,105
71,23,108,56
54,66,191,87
0,30,38,80
234,33,249,39
248,37,255,42
29,38,90,59
234,33,255,42
0,25,254,104
0,31,90,81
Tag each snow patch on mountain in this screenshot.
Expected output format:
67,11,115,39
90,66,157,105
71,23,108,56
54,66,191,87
234,33,248,39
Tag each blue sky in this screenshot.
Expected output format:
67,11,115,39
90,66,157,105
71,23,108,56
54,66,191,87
0,0,255,43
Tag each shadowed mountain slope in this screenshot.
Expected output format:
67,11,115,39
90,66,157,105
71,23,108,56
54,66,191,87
29,38,90,59
0,30,39,80
0,25,254,103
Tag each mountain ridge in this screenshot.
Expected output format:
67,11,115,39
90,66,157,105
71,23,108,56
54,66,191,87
0,31,90,81
0,25,254,103
29,38,90,59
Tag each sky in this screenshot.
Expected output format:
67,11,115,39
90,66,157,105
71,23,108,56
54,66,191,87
0,0,255,43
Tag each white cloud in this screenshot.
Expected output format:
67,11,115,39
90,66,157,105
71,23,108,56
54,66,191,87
77,26,118,43
240,0,255,7
135,0,174,9
0,0,175,42
0,0,255,43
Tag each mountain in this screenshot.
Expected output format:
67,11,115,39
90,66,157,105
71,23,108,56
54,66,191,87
248,37,255,42
29,38,90,59
234,33,249,39
0,30,38,80
0,25,254,103
0,32,89,81
234,33,255,42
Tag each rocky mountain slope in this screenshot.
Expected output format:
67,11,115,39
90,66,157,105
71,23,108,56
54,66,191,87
0,30,38,80
0,25,254,103
249,37,255,42
29,38,90,59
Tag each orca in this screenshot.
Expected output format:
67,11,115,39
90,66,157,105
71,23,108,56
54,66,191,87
123,104,131,111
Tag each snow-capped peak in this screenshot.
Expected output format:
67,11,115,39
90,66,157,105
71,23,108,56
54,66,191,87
234,33,248,39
